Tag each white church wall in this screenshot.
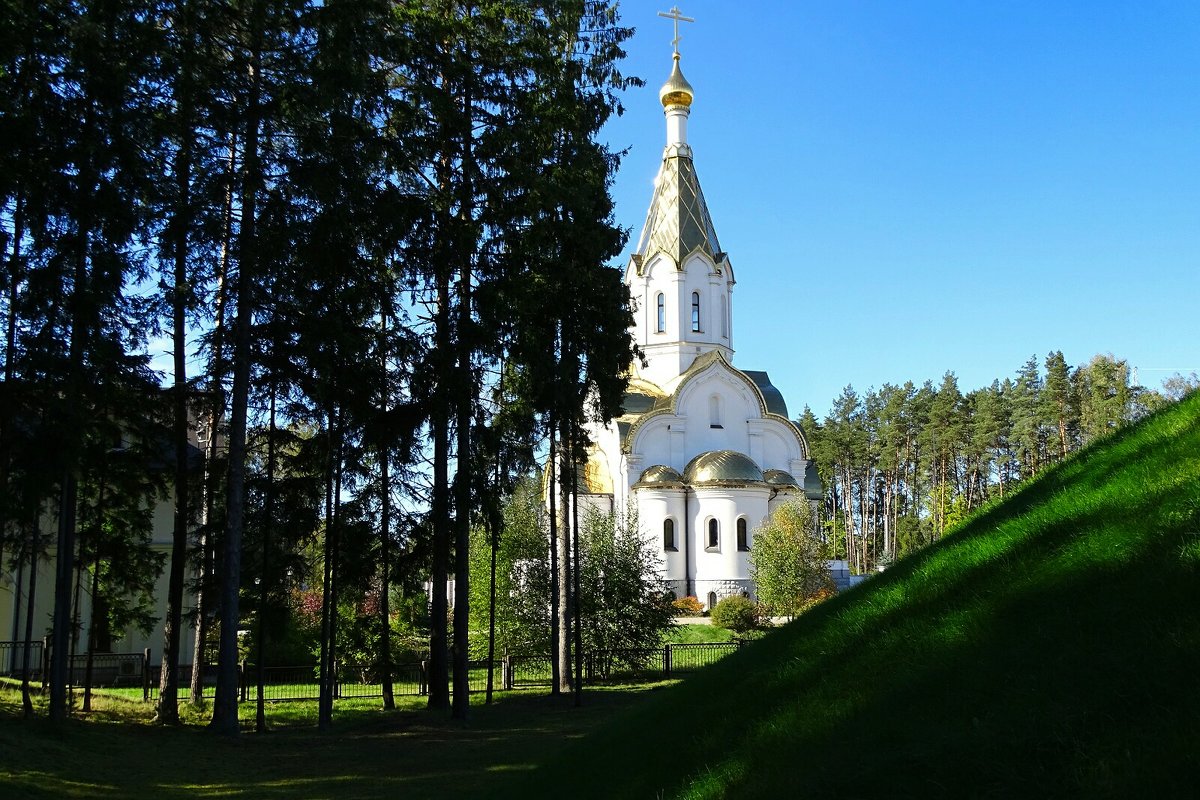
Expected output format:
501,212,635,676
691,486,768,608
741,414,804,467
634,487,687,592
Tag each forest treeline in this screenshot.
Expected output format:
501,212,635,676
798,353,1197,575
1,0,637,731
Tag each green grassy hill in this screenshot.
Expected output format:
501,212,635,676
509,393,1200,799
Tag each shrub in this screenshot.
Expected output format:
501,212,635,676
710,595,759,635
672,595,704,616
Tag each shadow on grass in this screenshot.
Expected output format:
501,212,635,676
1,683,667,799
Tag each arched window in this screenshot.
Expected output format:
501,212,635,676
721,294,728,339
709,395,722,428
707,591,718,610
663,518,676,551
736,518,749,551
691,291,701,332
706,518,719,550
656,292,665,333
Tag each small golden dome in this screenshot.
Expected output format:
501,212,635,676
659,54,694,108
683,451,765,486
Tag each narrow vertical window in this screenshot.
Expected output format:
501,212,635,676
656,292,665,333
736,518,749,551
707,518,719,549
664,518,676,551
721,295,729,338
709,395,722,428
707,591,718,610
691,291,700,332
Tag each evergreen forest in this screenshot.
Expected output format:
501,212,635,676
799,353,1195,574
1,0,639,730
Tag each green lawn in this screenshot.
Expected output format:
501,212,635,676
0,681,674,799
665,622,738,644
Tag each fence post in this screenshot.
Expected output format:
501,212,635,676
333,659,340,700
419,660,427,696
239,660,247,702
664,644,672,679
502,655,512,691
143,648,151,702
41,636,50,692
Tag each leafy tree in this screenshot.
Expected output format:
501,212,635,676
749,501,831,619
577,505,673,658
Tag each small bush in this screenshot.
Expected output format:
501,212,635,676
710,595,760,635
672,595,704,616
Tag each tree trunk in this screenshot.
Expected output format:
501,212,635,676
555,418,572,695
451,276,472,721
427,270,451,710
379,430,394,710
547,423,559,695
210,0,266,733
191,134,236,707
21,515,41,718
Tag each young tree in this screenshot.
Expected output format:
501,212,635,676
749,500,831,619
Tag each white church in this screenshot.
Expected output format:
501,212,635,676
573,48,822,610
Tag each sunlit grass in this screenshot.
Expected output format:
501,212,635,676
512,394,1200,798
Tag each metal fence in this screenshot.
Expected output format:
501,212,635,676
505,641,742,689
666,641,741,674
0,640,46,680
19,640,743,706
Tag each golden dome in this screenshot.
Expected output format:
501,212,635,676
683,451,765,486
635,464,685,488
659,54,694,108
763,469,799,488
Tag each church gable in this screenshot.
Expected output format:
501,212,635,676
623,351,806,465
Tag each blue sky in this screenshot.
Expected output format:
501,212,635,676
603,1,1200,418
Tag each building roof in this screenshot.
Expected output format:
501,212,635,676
802,460,824,500
742,370,789,418
763,469,799,488
683,450,766,486
635,464,686,488
631,148,724,273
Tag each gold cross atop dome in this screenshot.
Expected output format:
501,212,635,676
657,7,695,109
657,6,694,55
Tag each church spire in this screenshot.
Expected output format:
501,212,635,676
632,46,723,271
627,12,735,387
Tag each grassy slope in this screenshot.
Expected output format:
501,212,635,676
509,394,1200,799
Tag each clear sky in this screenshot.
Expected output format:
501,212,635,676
603,1,1200,418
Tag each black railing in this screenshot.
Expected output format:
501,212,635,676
0,639,47,681
29,640,744,706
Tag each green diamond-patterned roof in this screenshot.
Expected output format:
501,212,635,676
634,150,723,269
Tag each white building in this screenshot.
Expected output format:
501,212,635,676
574,51,821,610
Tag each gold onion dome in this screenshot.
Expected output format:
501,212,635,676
659,54,694,108
636,464,685,487
683,451,765,486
